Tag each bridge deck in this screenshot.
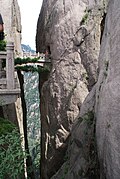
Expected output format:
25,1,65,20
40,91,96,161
0,42,51,104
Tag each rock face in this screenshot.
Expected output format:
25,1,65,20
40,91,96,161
95,0,120,178
0,0,22,126
51,86,99,179
67,0,120,178
36,0,106,178
0,0,22,56
47,0,120,178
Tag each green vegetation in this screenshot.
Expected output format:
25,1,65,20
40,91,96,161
82,72,89,81
61,162,69,179
0,117,15,135
0,40,6,51
15,65,50,73
80,8,92,25
0,47,49,178
1,56,50,73
15,57,40,65
64,164,69,175
79,111,94,125
104,60,109,70
80,10,89,25
81,13,89,24
104,60,109,78
83,111,94,124
78,111,100,178
0,44,51,73
24,72,41,178
15,57,50,73
0,118,27,179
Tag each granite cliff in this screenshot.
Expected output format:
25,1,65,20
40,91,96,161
0,0,22,121
0,0,22,56
61,0,120,178
0,0,119,178
37,0,120,178
0,0,22,126
36,0,109,178
96,0,120,178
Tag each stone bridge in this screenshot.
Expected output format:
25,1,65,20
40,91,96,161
0,42,51,105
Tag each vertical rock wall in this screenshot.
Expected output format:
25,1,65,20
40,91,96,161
0,0,22,56
36,0,106,178
50,0,120,178
95,0,120,178
0,0,22,126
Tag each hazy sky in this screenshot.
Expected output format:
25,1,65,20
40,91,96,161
18,0,43,50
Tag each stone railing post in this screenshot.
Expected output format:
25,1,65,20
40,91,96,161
6,42,14,89
0,55,2,78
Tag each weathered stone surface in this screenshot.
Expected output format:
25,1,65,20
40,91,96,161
51,86,100,179
0,0,22,132
36,0,105,178
53,0,120,178
95,0,120,178
0,0,22,56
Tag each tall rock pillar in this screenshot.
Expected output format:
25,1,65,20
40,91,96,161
36,0,105,178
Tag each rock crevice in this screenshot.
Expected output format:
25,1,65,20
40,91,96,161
36,0,107,178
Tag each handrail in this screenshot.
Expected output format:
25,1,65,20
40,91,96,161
0,42,20,104
0,42,15,90
6,42,15,89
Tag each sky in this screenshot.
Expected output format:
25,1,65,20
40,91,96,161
18,0,43,50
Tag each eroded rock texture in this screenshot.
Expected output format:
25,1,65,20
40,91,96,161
0,0,22,56
36,0,106,178
0,0,22,128
95,0,120,178
51,0,120,178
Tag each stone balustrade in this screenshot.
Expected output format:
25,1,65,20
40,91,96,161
0,42,20,105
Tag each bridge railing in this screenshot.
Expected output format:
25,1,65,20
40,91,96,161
22,51,51,62
23,51,45,58
0,42,19,91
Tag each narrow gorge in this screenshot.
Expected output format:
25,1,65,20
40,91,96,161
0,0,120,179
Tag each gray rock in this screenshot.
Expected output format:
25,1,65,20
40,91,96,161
0,0,22,56
36,0,105,178
54,0,120,178
0,0,23,136
51,86,99,179
95,0,120,178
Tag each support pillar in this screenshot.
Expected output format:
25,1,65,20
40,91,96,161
6,42,14,89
